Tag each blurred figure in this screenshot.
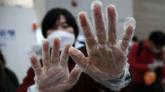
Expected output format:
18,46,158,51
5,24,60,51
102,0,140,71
128,30,165,92
162,47,165,91
0,50,19,92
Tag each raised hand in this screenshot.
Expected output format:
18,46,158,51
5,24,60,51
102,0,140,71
31,38,82,92
69,0,136,82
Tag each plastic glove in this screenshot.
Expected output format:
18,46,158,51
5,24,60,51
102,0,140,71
68,0,136,82
148,59,164,70
31,38,82,92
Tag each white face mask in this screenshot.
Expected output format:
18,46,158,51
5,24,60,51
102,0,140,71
47,30,75,50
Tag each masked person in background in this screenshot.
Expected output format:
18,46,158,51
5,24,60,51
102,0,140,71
128,31,165,92
18,1,136,92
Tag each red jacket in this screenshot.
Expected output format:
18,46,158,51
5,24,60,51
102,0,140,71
128,41,165,84
17,47,129,92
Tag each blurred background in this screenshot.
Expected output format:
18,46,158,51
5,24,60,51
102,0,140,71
0,0,165,85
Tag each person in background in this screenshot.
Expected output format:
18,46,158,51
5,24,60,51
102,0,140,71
131,36,138,46
129,36,138,51
0,50,19,92
128,30,165,92
162,46,165,91
18,1,136,92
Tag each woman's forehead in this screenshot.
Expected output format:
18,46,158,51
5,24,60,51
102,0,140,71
57,15,67,24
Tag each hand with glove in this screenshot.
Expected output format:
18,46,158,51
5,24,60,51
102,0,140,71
68,0,136,82
30,39,82,92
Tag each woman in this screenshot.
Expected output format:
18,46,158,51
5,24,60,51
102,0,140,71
18,1,135,92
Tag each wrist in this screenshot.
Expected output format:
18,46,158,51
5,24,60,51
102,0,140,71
37,85,68,92
108,61,128,80
95,63,131,91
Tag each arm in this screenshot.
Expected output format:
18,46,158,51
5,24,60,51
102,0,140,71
68,0,135,91
97,63,131,91
30,39,82,92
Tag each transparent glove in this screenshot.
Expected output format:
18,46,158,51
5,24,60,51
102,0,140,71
68,0,136,82
148,59,164,70
31,38,82,92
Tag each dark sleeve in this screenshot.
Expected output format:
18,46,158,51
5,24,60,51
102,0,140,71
5,68,19,87
0,62,7,92
5,68,19,92
17,67,35,92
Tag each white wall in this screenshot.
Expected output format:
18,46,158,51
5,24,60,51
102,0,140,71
34,0,46,23
0,0,34,8
45,0,133,39
0,6,37,83
134,0,165,39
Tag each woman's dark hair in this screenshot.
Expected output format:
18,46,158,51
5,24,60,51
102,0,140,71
41,8,79,39
149,30,165,48
132,36,138,42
